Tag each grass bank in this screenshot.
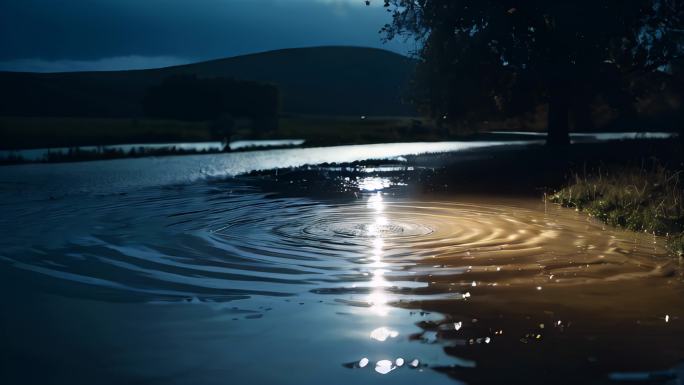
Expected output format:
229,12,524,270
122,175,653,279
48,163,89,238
0,117,215,150
0,115,441,151
550,165,684,256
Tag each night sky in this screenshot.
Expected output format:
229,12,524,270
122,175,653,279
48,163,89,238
0,0,414,72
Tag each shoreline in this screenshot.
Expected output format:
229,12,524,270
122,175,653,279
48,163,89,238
1,131,676,166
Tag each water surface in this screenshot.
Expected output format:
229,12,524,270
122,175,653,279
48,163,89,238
1,142,682,385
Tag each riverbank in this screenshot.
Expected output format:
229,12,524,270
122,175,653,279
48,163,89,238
0,115,441,164
436,138,684,257
1,124,675,165
550,165,684,256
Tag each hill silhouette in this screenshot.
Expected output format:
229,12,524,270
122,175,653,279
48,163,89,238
0,46,417,118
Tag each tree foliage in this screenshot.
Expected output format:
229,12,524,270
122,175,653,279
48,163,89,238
376,0,684,143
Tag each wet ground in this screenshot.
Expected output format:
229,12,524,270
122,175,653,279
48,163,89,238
1,141,682,384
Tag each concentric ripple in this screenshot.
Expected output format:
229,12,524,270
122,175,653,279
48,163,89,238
306,221,434,239
0,180,673,303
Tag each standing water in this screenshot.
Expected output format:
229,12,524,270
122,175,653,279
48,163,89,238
0,142,682,385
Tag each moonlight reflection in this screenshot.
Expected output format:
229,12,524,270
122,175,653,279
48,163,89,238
366,192,391,317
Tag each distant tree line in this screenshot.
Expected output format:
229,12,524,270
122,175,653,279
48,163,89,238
0,72,280,135
143,75,280,137
143,75,279,122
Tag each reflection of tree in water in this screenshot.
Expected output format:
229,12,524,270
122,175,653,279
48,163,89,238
403,292,683,384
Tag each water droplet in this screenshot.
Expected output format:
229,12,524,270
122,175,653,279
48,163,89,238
370,327,399,342
359,357,369,368
375,360,395,374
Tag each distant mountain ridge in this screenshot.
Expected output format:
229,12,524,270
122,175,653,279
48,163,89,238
0,46,418,118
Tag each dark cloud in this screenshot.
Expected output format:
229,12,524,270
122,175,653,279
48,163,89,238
0,0,414,71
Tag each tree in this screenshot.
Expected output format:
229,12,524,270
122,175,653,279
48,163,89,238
375,0,684,145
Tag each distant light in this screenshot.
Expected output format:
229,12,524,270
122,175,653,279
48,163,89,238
665,314,670,323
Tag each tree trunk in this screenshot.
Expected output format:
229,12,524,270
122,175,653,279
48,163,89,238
547,86,570,146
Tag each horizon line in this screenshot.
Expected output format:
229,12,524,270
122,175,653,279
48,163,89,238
0,45,416,75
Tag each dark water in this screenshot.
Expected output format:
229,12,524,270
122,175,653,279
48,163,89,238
1,142,682,385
